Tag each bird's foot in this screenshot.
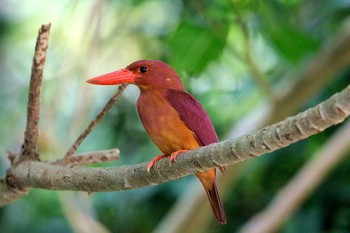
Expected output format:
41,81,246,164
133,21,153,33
147,155,167,173
219,166,227,175
169,149,188,165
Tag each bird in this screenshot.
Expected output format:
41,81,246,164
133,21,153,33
86,60,227,224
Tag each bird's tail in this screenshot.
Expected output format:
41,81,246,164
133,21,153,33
196,169,227,224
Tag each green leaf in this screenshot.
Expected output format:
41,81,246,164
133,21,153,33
268,25,320,63
166,21,228,74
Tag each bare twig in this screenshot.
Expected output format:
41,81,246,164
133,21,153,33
21,23,51,160
52,149,120,166
62,84,128,164
238,119,350,233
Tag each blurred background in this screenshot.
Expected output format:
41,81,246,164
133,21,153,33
1,0,350,232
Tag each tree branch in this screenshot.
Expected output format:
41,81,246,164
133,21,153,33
53,149,120,166
0,176,29,206
21,23,51,160
1,84,349,205
62,84,127,164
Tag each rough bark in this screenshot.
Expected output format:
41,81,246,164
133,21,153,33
21,23,51,160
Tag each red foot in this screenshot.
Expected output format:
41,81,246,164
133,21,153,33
147,155,166,172
169,149,188,165
219,166,227,175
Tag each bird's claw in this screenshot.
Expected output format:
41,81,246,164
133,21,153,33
169,149,188,166
147,150,189,172
147,155,166,173
219,166,227,175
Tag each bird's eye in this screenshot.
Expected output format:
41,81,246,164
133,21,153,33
139,66,148,73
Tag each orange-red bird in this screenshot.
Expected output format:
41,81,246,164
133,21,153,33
87,60,227,224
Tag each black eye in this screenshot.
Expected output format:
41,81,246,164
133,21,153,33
139,66,148,73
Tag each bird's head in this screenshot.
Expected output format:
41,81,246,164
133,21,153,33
87,60,185,91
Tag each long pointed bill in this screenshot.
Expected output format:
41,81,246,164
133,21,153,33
86,69,137,85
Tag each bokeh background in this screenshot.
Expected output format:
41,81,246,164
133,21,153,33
1,0,350,232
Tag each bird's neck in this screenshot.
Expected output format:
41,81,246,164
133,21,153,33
138,86,183,95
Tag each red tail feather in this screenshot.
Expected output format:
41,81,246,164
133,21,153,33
205,181,227,224
196,169,227,224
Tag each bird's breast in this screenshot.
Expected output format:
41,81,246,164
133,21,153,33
137,90,199,155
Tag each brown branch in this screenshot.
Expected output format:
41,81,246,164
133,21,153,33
52,149,120,166
62,84,127,164
0,177,29,206
21,23,51,160
1,84,349,206
238,118,350,233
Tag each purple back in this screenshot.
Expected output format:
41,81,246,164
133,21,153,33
165,89,218,146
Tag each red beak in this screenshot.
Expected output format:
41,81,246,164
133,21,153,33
86,69,137,85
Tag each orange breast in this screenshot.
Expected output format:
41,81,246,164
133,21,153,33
137,90,199,155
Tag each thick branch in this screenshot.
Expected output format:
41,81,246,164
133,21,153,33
0,177,28,206
21,23,51,159
3,85,349,198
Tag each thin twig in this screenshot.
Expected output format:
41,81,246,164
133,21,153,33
21,23,51,160
52,149,120,166
62,84,128,164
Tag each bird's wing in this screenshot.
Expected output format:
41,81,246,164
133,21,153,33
165,89,219,146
